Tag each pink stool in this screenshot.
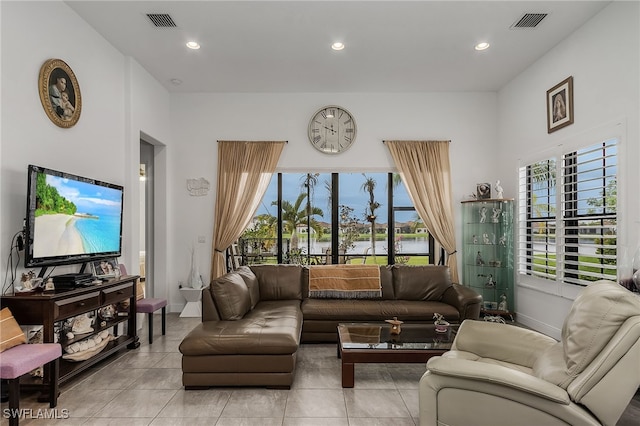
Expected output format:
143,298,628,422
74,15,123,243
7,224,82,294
136,298,167,344
0,343,62,426
118,264,167,344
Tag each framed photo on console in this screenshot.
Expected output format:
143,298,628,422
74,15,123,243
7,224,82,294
92,258,118,278
547,76,573,133
476,183,491,199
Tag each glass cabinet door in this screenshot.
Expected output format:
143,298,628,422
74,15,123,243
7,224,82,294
461,199,514,319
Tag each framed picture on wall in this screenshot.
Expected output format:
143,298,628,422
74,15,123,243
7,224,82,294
38,58,82,128
547,76,573,133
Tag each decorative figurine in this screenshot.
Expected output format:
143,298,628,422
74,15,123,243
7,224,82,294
71,314,93,334
479,206,487,223
476,251,485,265
21,271,35,290
499,234,507,246
483,233,491,245
385,317,404,335
45,278,55,291
495,180,504,199
433,313,450,333
485,274,496,288
484,315,506,324
472,235,478,244
498,293,508,311
492,208,502,223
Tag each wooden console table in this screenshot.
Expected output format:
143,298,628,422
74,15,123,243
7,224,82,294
0,275,140,395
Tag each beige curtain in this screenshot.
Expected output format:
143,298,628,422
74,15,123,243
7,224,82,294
211,141,285,279
385,140,459,282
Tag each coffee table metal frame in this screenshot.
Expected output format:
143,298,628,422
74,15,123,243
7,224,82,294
337,322,458,388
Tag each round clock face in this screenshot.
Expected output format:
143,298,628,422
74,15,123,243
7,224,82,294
308,106,357,154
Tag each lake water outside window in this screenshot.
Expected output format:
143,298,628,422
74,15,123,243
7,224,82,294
238,172,433,266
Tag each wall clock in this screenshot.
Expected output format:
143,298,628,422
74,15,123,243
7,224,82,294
308,105,357,154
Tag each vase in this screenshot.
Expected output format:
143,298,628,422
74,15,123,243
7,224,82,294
188,246,203,290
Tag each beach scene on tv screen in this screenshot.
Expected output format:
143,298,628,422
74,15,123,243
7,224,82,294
33,173,122,258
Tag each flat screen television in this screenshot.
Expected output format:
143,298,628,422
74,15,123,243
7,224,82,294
24,165,124,270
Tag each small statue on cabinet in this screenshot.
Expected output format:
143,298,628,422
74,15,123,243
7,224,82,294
45,278,55,291
485,274,496,288
479,207,487,223
498,293,508,311
21,271,35,290
483,233,491,245
495,180,504,199
499,234,507,246
492,208,502,223
476,251,485,266
472,235,478,244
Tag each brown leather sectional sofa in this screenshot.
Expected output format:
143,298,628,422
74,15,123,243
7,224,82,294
179,264,482,389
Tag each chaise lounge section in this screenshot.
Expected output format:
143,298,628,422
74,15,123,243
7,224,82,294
179,264,481,389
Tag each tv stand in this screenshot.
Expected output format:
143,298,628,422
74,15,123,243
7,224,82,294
0,275,140,399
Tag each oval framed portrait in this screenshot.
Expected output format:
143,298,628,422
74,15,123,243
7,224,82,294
38,59,82,128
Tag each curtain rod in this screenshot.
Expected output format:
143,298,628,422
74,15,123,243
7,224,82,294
382,140,451,143
216,140,289,143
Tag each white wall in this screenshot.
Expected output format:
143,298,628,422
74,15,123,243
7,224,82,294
1,1,125,279
167,92,498,307
497,1,640,338
0,2,170,301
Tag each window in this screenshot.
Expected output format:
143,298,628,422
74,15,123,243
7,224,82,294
518,139,618,286
238,172,433,266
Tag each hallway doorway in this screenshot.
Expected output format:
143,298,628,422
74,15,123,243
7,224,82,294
140,140,155,296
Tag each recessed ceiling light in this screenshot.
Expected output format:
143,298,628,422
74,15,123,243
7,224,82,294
186,41,200,50
475,42,490,51
331,42,345,51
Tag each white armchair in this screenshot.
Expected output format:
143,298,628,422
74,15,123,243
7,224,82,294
419,280,640,426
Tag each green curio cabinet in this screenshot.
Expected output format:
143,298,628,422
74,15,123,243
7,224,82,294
461,199,515,319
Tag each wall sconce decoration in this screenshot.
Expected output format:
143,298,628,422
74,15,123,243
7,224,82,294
187,178,210,196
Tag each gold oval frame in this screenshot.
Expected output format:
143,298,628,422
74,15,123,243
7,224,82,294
38,59,82,128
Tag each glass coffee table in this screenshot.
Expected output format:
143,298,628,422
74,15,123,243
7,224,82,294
337,322,458,388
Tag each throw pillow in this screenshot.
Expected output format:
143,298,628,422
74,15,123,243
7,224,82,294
0,307,27,352
236,266,260,309
211,272,251,320
250,265,303,300
393,265,452,300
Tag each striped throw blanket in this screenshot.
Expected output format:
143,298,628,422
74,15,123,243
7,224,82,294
308,264,382,299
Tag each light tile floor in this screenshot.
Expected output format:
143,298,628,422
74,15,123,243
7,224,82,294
3,313,640,425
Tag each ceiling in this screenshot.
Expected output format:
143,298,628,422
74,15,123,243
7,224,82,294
65,1,611,93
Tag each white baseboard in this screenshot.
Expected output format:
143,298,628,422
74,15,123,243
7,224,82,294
516,312,561,340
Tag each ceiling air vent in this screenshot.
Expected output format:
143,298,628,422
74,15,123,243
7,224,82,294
146,13,177,28
510,13,548,29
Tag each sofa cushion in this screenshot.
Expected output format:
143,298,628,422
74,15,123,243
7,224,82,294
380,265,394,300
251,265,303,301
236,266,260,309
211,272,251,320
301,298,459,322
179,300,302,356
393,265,452,301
